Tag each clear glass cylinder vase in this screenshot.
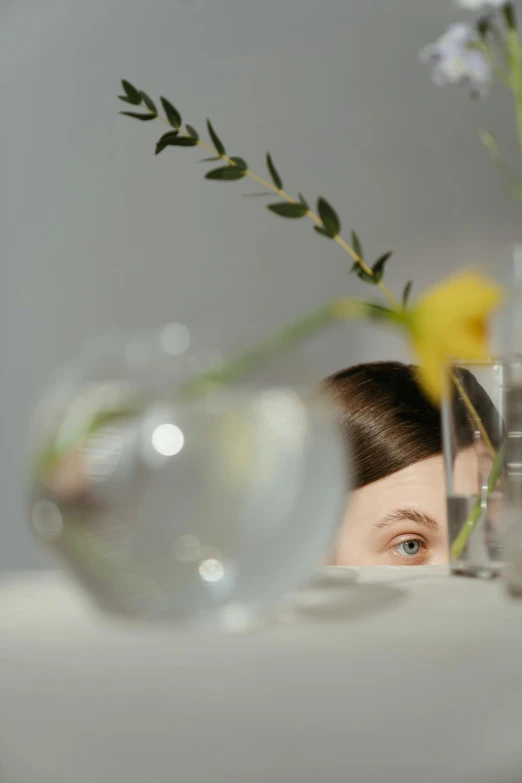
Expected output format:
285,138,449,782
441,358,516,577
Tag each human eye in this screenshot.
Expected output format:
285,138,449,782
390,536,428,563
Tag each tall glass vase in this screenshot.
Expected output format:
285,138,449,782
494,246,522,592
502,362,522,595
441,359,512,577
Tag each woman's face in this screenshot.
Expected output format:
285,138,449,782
333,449,479,566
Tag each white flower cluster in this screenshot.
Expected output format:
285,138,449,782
419,24,492,98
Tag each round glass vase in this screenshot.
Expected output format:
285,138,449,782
441,357,522,578
27,331,349,626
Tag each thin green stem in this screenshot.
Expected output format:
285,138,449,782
177,301,348,400
451,444,505,561
476,40,511,85
478,128,522,194
451,371,496,461
489,21,509,69
506,26,522,162
34,300,355,484
476,13,522,198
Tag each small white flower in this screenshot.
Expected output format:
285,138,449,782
419,23,492,98
456,0,505,10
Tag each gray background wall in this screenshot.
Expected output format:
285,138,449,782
2,0,521,569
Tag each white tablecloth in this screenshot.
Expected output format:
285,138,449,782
2,566,522,783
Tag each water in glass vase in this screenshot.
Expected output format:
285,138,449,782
447,492,504,578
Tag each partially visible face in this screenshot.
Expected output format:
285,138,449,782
333,449,480,566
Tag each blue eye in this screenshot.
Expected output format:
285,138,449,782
395,540,422,557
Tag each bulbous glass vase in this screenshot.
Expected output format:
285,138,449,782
28,330,349,626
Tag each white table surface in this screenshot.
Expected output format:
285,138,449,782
2,566,522,783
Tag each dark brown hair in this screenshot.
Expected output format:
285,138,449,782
322,361,499,489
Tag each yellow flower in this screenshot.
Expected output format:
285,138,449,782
406,270,504,403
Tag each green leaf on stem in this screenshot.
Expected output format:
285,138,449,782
161,97,182,129
199,157,221,163
372,251,392,282
164,136,199,146
205,166,246,180
206,119,226,156
402,281,413,307
155,130,180,154
186,125,199,140
298,192,310,211
351,230,363,260
121,80,141,105
229,156,248,171
139,91,157,113
118,95,136,104
350,263,375,283
314,225,333,238
266,153,283,191
317,197,340,238
268,202,309,218
120,111,157,121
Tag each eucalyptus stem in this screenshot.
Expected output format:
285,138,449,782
150,107,400,309
334,235,400,308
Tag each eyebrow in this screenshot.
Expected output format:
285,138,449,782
374,508,439,531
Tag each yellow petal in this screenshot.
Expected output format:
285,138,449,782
412,270,504,335
406,269,504,403
447,326,490,360
411,340,447,404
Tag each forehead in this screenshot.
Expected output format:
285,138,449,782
347,454,448,523
360,453,446,491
